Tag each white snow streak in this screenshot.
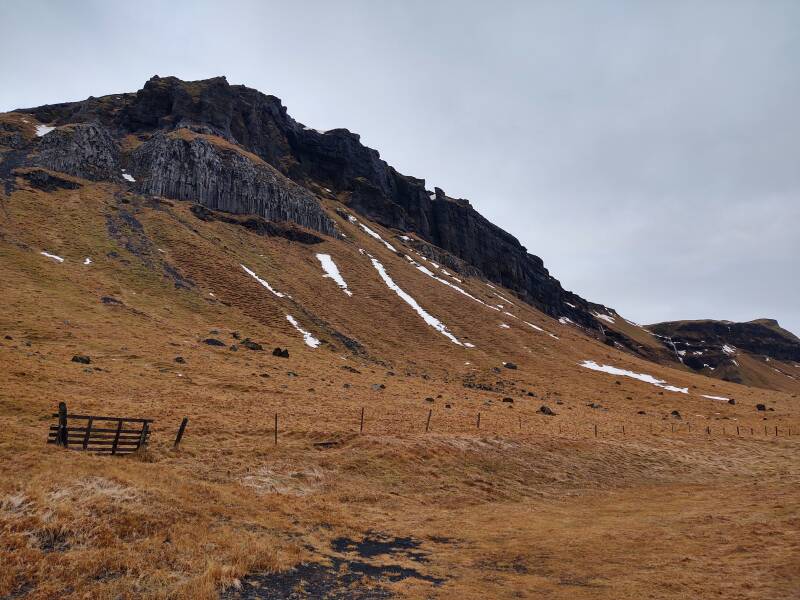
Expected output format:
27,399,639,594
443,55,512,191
593,312,616,324
316,253,352,296
357,222,397,252
701,394,730,401
241,264,286,297
286,315,320,348
121,170,136,182
40,251,64,262
579,360,688,394
370,256,463,346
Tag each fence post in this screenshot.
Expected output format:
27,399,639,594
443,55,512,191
111,420,123,455
594,424,597,437
622,425,625,436
174,417,188,449
476,412,481,430
83,416,93,449
360,407,364,433
425,409,432,433
138,421,149,450
274,413,278,445
736,425,739,436
775,425,778,436
57,402,68,447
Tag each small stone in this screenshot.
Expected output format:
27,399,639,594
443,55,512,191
503,362,518,370
539,405,555,416
637,410,646,415
71,355,91,364
671,410,682,419
756,404,766,411
587,403,601,409
425,397,435,403
287,371,298,378
502,397,514,403
492,367,501,373
371,383,385,391
728,398,736,405
174,356,185,364
445,403,452,409
272,347,289,358
527,391,536,397
100,296,121,304
241,339,263,351
203,338,226,347
259,373,270,378
229,345,238,351
343,383,351,389
4,335,12,340
231,331,241,339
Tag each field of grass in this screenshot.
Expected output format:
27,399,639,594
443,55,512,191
1,176,798,598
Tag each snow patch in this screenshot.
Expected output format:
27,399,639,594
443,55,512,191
722,344,736,355
35,124,55,137
241,264,286,298
316,253,352,296
121,170,136,182
286,315,320,348
499,323,511,329
83,257,92,265
40,251,64,262
701,394,729,401
369,256,463,346
357,221,397,252
593,312,615,324
579,360,688,394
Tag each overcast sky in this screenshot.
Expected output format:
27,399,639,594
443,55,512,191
2,1,798,334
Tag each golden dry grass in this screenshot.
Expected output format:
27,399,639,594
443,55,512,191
0,175,798,598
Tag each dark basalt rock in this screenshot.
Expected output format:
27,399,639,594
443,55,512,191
203,338,226,347
130,132,336,237
539,405,555,416
756,404,766,411
71,355,91,364
241,338,263,351
18,168,81,191
272,347,289,358
190,204,324,244
35,122,121,181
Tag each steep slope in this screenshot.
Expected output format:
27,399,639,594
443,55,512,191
9,75,607,330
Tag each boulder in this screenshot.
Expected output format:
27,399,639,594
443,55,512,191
539,405,555,416
203,338,225,347
272,347,290,358
71,355,91,364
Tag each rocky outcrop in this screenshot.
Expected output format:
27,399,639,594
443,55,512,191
35,123,121,181
648,319,800,366
130,132,337,237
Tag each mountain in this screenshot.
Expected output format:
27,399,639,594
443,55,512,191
1,76,799,599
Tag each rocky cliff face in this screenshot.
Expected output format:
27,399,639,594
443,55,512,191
130,131,336,237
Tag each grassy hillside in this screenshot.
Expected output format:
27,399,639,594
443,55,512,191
1,172,799,598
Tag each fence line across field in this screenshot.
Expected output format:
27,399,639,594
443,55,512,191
46,402,795,455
